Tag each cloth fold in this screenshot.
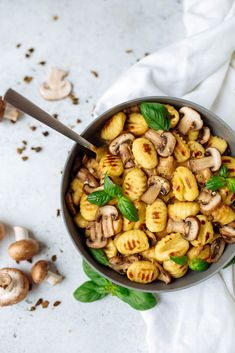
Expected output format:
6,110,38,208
95,0,235,352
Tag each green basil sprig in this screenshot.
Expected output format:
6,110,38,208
140,102,170,131
73,261,157,311
89,248,109,266
87,174,139,222
170,255,188,266
189,258,209,271
206,165,235,192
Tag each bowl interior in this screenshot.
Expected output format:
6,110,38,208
61,96,235,292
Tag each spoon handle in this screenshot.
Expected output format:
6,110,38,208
4,89,96,151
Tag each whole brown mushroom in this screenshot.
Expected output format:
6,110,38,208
0,268,29,306
178,106,203,135
0,97,19,123
145,129,176,157
31,260,64,285
8,226,39,261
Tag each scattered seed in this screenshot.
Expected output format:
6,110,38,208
41,300,49,308
17,147,26,154
42,131,49,137
53,300,61,307
38,60,46,66
125,49,133,53
52,15,59,21
31,146,42,153
69,93,79,105
90,70,98,78
28,48,34,53
52,113,58,119
76,119,81,124
23,76,33,83
30,126,37,131
35,298,43,306
16,43,21,48
22,140,27,145
25,53,30,58
29,306,36,311
22,156,28,161
51,255,57,262
56,209,61,217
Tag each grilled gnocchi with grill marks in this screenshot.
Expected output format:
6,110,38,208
66,101,235,284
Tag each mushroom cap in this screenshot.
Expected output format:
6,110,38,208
155,263,172,284
184,216,200,241
178,107,203,135
148,176,171,195
157,132,176,157
86,221,107,249
96,205,119,220
209,237,226,263
109,133,135,155
31,260,50,284
205,147,221,172
8,239,39,261
77,167,99,187
220,222,235,243
0,268,29,307
198,126,211,144
40,68,72,101
197,189,221,214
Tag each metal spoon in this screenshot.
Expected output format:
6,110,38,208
4,89,96,152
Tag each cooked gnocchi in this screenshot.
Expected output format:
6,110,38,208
66,101,235,285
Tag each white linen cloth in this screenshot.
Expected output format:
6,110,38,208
95,0,235,352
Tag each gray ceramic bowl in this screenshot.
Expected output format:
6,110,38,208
61,96,235,292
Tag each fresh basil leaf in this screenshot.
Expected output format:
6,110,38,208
104,174,122,198
219,165,229,178
223,256,235,268
87,190,112,206
89,248,109,266
140,102,170,131
73,281,108,302
170,255,187,265
189,258,209,271
205,176,226,191
226,178,235,193
114,285,157,311
82,261,110,286
117,195,139,222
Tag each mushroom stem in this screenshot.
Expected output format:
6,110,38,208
167,219,185,233
45,271,64,286
13,226,29,241
0,273,13,291
102,216,115,238
145,129,162,147
141,184,161,204
189,156,214,172
119,143,134,166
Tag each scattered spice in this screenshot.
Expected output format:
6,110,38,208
29,306,36,311
69,93,79,105
23,76,33,83
17,147,26,155
76,119,81,124
25,53,30,58
25,48,35,58
38,61,46,66
90,70,99,78
16,43,21,48
31,146,42,153
125,49,133,53
144,52,150,56
53,300,61,307
51,255,57,262
56,209,61,217
22,156,28,161
42,131,49,137
52,15,59,21
35,298,43,306
41,300,49,309
52,113,58,119
28,48,34,53
22,140,27,146
30,126,37,131
59,249,64,253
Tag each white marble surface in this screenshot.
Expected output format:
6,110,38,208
0,1,184,352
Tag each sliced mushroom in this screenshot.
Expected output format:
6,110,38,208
77,167,99,194
189,147,221,172
198,126,211,144
156,156,176,180
209,238,226,263
86,221,107,249
109,255,139,274
166,216,200,241
0,268,29,306
31,260,64,285
197,189,221,214
0,224,5,240
65,191,77,215
96,205,119,238
145,129,176,157
8,226,39,261
0,98,19,123
220,221,235,243
141,176,171,204
155,262,172,284
109,133,135,167
40,67,72,100
178,107,203,135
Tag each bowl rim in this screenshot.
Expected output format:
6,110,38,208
61,96,235,293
